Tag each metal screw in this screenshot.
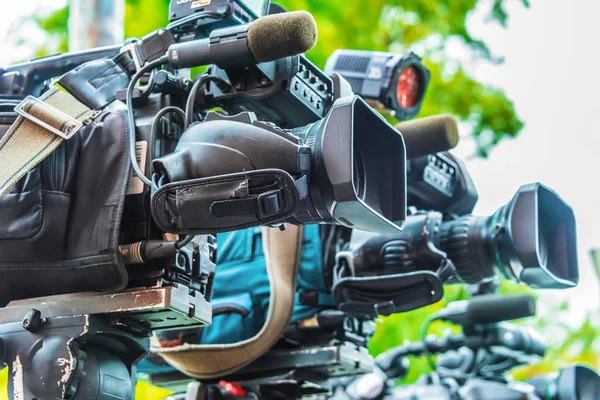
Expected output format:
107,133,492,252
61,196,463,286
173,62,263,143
177,254,187,268
234,82,242,90
260,78,268,85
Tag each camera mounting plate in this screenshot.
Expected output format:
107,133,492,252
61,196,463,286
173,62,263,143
0,284,211,332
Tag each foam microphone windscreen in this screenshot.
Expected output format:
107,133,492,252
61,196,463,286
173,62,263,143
466,294,536,326
395,114,459,159
248,11,318,63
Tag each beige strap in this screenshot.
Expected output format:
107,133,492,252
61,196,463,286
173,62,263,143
0,88,96,195
153,225,304,379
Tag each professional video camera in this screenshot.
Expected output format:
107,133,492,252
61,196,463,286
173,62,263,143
0,2,582,399
0,0,444,397
332,181,578,318
139,166,580,398
334,294,600,400
0,1,431,398
165,294,599,400
137,110,579,397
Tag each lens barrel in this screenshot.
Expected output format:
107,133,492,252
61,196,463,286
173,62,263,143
440,183,578,288
529,365,600,400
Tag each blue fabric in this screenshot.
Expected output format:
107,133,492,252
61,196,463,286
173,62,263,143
202,292,259,344
199,224,333,344
138,225,333,374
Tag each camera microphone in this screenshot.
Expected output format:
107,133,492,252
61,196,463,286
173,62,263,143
247,11,317,63
167,11,317,69
435,294,536,327
396,114,459,159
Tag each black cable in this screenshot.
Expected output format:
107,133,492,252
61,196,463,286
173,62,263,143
175,235,194,250
184,74,229,128
185,76,204,128
459,347,479,375
149,106,185,170
480,356,516,377
150,106,186,144
125,56,168,187
140,68,158,98
470,348,488,377
421,316,438,371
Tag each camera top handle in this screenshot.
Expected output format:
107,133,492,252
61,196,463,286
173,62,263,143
0,45,121,98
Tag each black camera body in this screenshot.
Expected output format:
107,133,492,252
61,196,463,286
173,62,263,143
169,0,270,40
407,151,478,215
0,1,584,399
203,54,334,128
115,91,219,296
325,49,430,121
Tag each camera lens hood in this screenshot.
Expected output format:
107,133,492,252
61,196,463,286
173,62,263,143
501,183,579,289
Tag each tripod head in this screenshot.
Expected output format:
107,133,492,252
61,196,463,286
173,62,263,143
0,285,211,399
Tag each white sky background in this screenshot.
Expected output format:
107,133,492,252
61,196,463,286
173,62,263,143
457,0,600,323
0,0,598,323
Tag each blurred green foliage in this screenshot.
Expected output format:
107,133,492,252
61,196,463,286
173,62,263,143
6,0,598,396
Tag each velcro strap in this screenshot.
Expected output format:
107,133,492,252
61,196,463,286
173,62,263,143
331,260,445,317
210,175,308,219
0,88,95,195
210,189,283,218
58,58,132,109
211,197,261,217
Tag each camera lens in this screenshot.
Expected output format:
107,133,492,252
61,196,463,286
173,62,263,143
290,96,406,232
537,189,573,284
439,183,578,289
529,365,600,400
395,65,423,109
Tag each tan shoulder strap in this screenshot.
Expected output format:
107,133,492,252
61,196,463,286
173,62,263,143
0,89,95,195
152,224,303,379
